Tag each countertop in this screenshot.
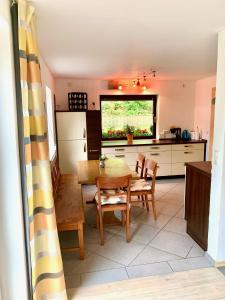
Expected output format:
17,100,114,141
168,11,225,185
101,138,207,148
185,161,211,177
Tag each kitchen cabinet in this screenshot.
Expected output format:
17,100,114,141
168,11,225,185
56,112,87,174
102,139,206,177
185,162,211,250
86,111,101,160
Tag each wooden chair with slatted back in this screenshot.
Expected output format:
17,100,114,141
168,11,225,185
95,175,132,245
134,153,145,178
130,159,158,220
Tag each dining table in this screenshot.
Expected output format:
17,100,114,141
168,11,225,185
76,158,133,224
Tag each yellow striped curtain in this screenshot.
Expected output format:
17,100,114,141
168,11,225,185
18,0,67,299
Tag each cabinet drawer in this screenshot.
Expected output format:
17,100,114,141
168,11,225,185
172,143,204,151
172,163,185,175
157,163,172,176
105,152,137,166
146,151,171,164
138,145,171,152
102,146,138,154
172,149,204,163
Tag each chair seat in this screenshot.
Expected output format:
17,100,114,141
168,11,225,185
95,189,127,205
130,179,151,191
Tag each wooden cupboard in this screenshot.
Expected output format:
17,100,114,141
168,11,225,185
185,161,211,250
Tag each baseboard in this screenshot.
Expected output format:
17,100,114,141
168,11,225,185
206,252,225,267
156,175,185,180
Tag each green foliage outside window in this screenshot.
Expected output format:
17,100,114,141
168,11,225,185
102,100,154,138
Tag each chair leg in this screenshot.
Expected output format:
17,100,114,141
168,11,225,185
145,194,150,211
126,209,131,242
151,195,157,220
78,223,84,260
96,212,100,229
121,211,125,226
141,195,145,207
98,210,104,245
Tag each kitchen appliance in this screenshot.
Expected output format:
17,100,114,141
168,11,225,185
182,129,191,141
56,112,87,173
170,127,181,140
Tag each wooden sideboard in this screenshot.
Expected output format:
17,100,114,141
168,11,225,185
185,161,212,250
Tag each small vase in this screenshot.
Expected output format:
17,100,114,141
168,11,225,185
126,134,133,142
99,160,105,168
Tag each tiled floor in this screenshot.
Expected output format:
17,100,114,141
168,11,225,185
60,178,213,289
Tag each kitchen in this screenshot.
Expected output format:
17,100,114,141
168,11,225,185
2,1,225,299
51,87,213,289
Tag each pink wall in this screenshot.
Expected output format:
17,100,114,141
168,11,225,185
54,78,196,137
194,75,216,157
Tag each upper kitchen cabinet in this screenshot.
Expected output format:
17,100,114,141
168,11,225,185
56,112,86,140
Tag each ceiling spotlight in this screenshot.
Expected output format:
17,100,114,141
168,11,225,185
142,85,147,90
118,85,123,90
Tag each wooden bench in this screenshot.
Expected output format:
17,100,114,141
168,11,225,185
51,155,85,259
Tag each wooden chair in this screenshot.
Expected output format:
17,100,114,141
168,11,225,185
95,175,132,245
132,153,145,178
130,159,158,220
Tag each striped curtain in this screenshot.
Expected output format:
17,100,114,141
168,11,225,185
18,0,67,299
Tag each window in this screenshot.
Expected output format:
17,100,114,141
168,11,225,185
100,95,157,140
45,86,56,160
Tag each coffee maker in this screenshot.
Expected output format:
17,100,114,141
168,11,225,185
170,127,181,140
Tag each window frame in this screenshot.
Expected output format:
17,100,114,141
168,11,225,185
100,94,157,140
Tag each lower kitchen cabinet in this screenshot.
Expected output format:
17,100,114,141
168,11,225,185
185,162,211,250
102,141,206,177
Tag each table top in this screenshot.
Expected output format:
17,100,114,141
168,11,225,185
185,161,211,177
76,158,132,185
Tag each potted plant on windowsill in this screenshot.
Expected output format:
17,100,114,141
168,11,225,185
124,125,135,142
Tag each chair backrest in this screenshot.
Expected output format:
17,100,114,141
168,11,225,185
143,159,158,193
135,153,145,178
96,175,132,206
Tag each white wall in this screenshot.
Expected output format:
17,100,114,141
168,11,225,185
0,1,28,299
194,75,216,157
55,78,196,136
207,29,225,265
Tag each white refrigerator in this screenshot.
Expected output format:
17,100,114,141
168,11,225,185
56,112,87,174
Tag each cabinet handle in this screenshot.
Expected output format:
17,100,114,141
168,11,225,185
151,146,160,149
115,155,125,158
115,148,125,152
151,153,160,156
84,143,86,152
83,128,86,138
184,145,192,148
184,151,192,154
89,149,99,152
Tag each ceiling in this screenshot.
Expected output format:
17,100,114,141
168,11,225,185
33,0,225,80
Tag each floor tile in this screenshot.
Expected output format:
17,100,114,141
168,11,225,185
176,206,185,219
159,192,184,206
111,222,159,245
164,217,187,235
134,211,172,229
84,225,114,252
95,235,145,266
126,262,172,278
187,243,205,258
154,201,183,217
65,274,81,289
168,256,213,272
80,268,128,287
129,245,182,266
150,230,194,258
63,252,122,275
